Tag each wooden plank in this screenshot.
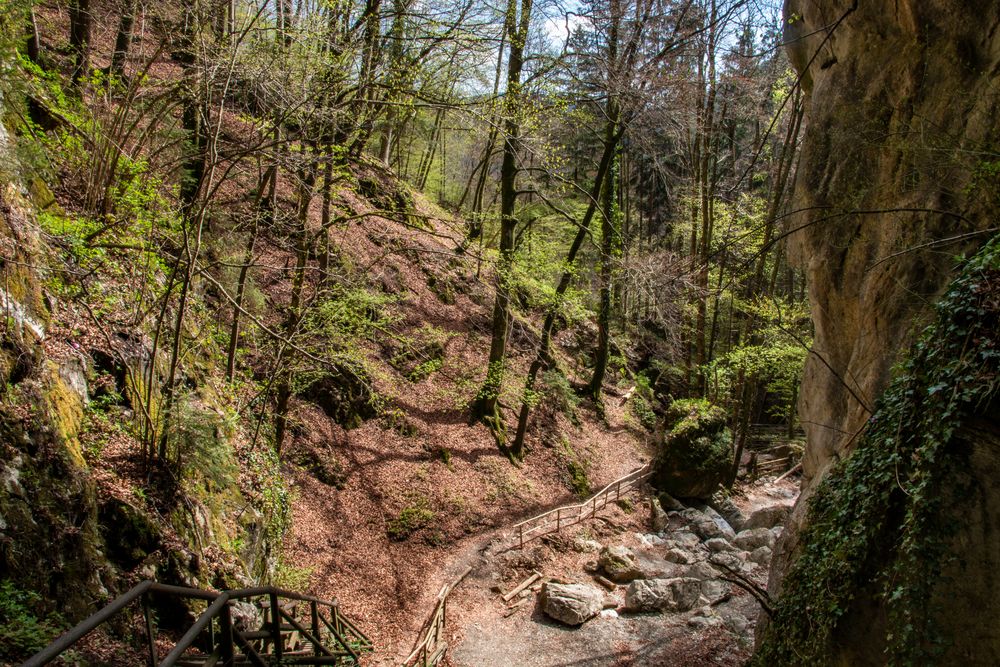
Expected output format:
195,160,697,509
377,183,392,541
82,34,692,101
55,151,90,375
501,572,542,603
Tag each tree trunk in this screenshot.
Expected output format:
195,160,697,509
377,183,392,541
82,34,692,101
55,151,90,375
110,1,137,79
471,0,533,450
69,0,92,84
510,123,622,457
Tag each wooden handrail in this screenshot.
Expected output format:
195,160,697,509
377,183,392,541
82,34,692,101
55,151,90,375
508,464,653,550
403,566,472,667
22,581,372,667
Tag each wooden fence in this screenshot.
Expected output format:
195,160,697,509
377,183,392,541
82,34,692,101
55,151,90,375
400,464,654,666
507,464,654,551
402,566,472,667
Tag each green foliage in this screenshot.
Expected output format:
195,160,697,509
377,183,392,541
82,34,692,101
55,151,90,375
654,399,733,498
165,394,237,490
542,369,580,425
243,445,291,550
272,562,314,591
559,435,590,498
387,495,435,541
756,238,1000,665
629,372,658,431
0,580,66,661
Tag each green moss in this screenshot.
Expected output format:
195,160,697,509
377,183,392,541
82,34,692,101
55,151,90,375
559,436,591,498
756,237,1000,665
653,399,732,499
387,496,435,541
42,362,86,468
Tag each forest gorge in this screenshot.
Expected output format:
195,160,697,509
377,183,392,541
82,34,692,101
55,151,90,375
0,0,998,665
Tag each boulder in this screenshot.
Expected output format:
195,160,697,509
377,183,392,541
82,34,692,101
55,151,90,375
749,546,773,565
671,529,702,549
637,532,667,547
733,528,776,551
652,399,732,499
663,547,697,565
700,505,737,541
681,508,733,542
687,607,724,629
709,494,747,531
649,497,669,532
573,537,603,553
599,546,644,583
625,577,702,613
658,492,686,511
701,579,730,604
744,504,792,531
541,582,604,626
705,537,737,553
685,561,722,580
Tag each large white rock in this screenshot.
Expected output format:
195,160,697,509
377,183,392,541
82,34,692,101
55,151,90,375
625,577,702,613
541,582,604,626
733,527,776,551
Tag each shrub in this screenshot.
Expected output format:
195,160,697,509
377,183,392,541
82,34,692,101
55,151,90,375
0,581,66,661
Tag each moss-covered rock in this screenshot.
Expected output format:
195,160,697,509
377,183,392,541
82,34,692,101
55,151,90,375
653,399,732,500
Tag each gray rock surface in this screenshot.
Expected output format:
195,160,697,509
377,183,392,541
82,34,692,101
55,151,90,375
734,528,776,551
749,546,773,565
705,537,736,553
625,577,702,613
744,504,791,531
541,582,604,626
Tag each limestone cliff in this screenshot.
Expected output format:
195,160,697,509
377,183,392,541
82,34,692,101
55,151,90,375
765,0,1000,661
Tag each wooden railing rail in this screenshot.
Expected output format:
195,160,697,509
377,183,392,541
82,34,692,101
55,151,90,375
22,581,373,667
509,463,654,551
402,566,472,667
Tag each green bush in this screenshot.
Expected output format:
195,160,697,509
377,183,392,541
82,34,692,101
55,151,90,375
0,581,66,661
542,369,580,425
387,497,435,541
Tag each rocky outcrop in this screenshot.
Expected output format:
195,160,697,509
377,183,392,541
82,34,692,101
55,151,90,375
766,0,1000,661
652,400,732,499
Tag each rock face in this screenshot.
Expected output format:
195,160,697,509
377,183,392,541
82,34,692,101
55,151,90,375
767,0,1000,662
540,582,604,626
653,400,732,499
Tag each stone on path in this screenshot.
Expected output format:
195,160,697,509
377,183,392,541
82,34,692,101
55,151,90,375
625,577,701,613
541,582,604,626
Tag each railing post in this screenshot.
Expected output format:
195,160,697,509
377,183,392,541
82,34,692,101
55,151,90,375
519,524,524,550
310,601,321,656
556,508,561,533
219,603,234,667
142,592,156,667
269,592,283,660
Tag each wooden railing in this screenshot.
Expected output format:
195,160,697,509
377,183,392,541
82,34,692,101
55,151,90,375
402,566,472,667
399,464,654,666
22,581,373,667
508,464,654,551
